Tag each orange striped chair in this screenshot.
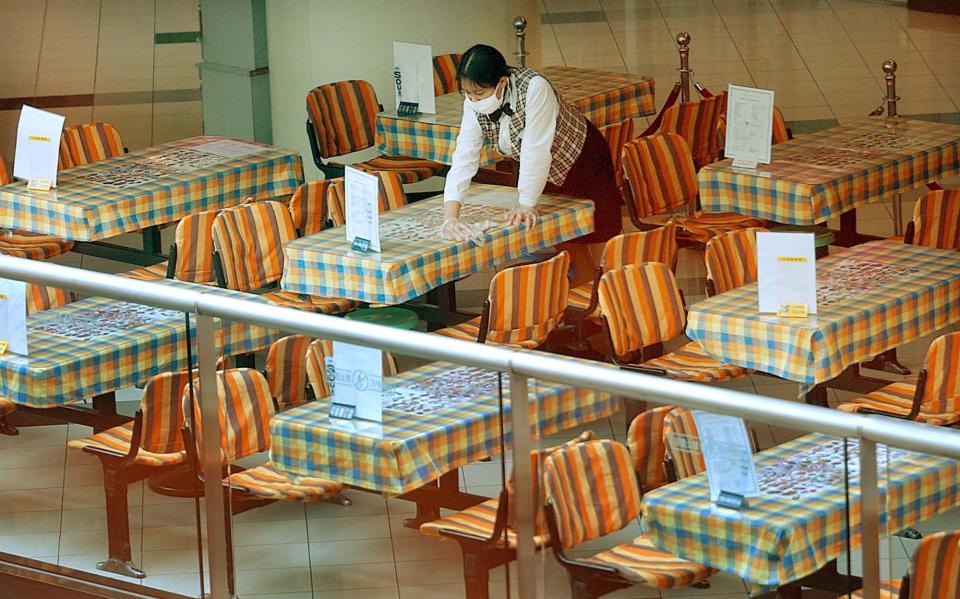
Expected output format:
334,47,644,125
289,179,338,237
181,368,348,592
305,80,443,183
0,155,75,260
599,119,635,195
838,331,960,425
434,251,570,349
211,200,356,314
432,53,463,96
622,133,765,244
420,431,594,599
626,405,674,493
0,284,77,436
905,189,960,251
597,262,751,383
59,122,125,167
659,92,726,170
305,338,398,400
266,335,313,411
542,439,714,598
325,170,408,228
851,529,960,599
67,370,193,578
120,209,220,284
771,106,792,144
703,226,766,296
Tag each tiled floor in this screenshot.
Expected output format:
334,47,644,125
4,0,960,598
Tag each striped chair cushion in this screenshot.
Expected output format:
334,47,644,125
837,380,960,426
599,119,635,190
772,106,790,144
433,317,539,349
264,290,355,314
905,529,960,599
0,154,10,184
58,137,74,170
306,80,381,157
432,53,462,96
420,497,550,549
565,283,595,313
67,422,185,467
626,405,673,492
326,179,347,227
583,533,714,588
173,209,219,284
542,439,642,550
676,212,766,244
0,231,74,260
486,251,570,346
663,407,706,480
289,180,334,236
920,332,960,413
140,371,191,455
850,580,901,599
704,227,766,294
623,133,697,219
26,284,75,314
598,263,686,356
60,123,124,167
659,93,727,169
120,263,168,281
354,154,443,185
0,399,16,417
642,342,751,383
602,223,679,273
305,339,398,399
227,461,342,501
912,189,960,251
184,369,275,462
211,200,297,291
266,335,312,410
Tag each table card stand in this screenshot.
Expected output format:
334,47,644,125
757,232,817,316
724,84,775,170
14,105,64,189
327,341,384,423
393,41,435,115
691,410,759,508
0,279,28,356
345,166,381,252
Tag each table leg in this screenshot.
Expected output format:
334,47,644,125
142,226,162,255
833,209,881,247
804,385,829,408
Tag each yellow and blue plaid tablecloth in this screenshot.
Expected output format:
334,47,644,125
0,136,304,241
269,361,618,495
375,67,655,165
685,240,960,386
0,279,278,408
698,118,960,225
642,433,960,590
281,185,595,304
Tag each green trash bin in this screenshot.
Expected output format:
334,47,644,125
345,306,420,330
770,225,835,258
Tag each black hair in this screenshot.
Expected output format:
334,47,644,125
456,44,510,91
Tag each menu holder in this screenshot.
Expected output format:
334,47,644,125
344,166,381,253
14,105,65,188
393,41,435,115
691,410,759,506
724,84,775,170
756,232,817,316
327,341,384,423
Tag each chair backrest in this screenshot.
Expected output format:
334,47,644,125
173,209,219,284
58,137,74,170
306,338,398,400
326,179,347,227
542,439,642,550
597,262,686,357
919,332,960,414
26,284,75,315
139,370,192,454
0,155,10,185
626,405,673,492
485,251,570,346
622,132,698,219
601,223,679,274
905,529,960,599
599,119,635,190
211,200,297,291
704,226,765,295
183,368,275,463
289,180,335,236
432,53,462,96
60,123,124,167
771,106,790,145
306,80,381,158
662,407,706,480
659,92,727,169
266,335,312,410
912,189,960,251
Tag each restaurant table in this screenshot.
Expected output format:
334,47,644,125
280,184,594,309
270,360,618,525
642,433,960,594
375,66,656,166
0,279,278,428
685,240,960,401
0,136,304,265
697,117,960,246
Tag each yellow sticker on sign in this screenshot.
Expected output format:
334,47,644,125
777,256,809,263
27,135,52,142
0,341,7,355
777,303,809,318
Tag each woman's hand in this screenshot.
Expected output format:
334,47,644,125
439,217,486,244
504,204,538,228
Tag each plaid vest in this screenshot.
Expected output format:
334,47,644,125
476,68,588,186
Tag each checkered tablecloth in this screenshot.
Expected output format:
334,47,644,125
269,361,619,495
698,118,960,225
685,240,960,386
375,67,655,164
642,433,960,590
0,279,278,408
0,136,304,241
280,184,594,304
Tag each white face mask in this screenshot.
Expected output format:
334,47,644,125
467,81,505,115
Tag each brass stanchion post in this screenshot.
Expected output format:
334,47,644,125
676,32,692,102
514,16,528,68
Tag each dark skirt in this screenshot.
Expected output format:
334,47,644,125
543,119,622,244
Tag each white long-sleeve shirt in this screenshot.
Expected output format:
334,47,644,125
443,75,559,207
